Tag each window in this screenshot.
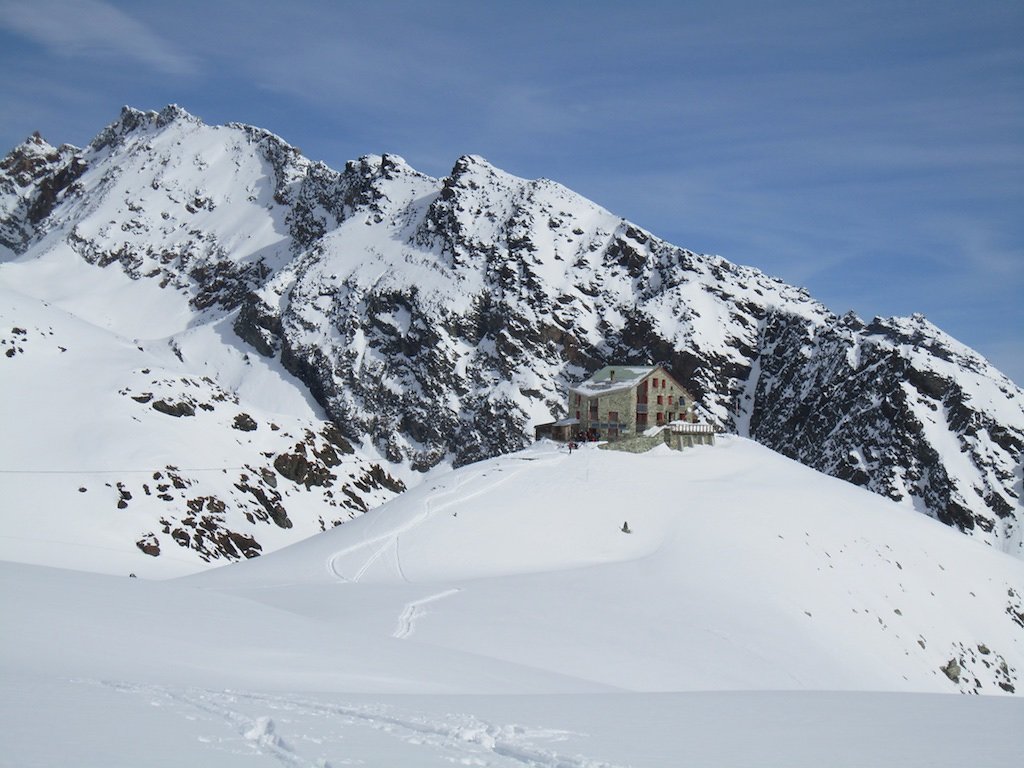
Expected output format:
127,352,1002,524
668,395,673,405
661,379,666,389
576,410,580,420
656,412,664,423
657,395,663,405
667,412,674,422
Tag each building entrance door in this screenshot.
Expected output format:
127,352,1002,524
608,411,619,438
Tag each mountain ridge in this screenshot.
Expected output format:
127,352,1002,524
2,104,1021,557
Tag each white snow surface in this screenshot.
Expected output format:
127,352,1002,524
0,277,403,576
3,438,1023,765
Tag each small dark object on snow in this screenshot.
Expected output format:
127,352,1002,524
129,573,136,578
621,521,631,534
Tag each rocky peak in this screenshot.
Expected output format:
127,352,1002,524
88,104,204,157
446,153,500,184
1,133,62,186
89,106,157,152
155,103,197,128
378,153,415,179
1,133,85,254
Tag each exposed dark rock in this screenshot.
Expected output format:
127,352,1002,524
135,533,160,556
321,423,355,454
234,481,291,529
233,412,258,431
233,294,283,357
940,658,961,682
152,399,195,417
273,450,332,489
361,464,405,494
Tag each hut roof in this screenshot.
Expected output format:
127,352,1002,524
569,365,659,396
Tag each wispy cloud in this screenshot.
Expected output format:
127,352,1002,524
0,0,196,75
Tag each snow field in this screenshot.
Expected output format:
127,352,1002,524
192,438,1023,696
2,435,1023,765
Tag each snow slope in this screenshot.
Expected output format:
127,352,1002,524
194,438,1024,696
0,279,404,576
2,439,1022,766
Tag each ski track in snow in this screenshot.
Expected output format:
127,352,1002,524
325,469,484,583
100,680,312,767
393,588,462,639
327,453,566,584
94,680,624,768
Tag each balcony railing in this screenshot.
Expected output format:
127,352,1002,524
669,422,716,434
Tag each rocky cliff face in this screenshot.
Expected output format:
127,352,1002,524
2,105,1022,556
742,311,1022,549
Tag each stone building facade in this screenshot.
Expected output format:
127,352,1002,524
567,365,698,440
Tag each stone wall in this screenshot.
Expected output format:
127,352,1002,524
599,427,716,453
599,433,668,453
667,431,715,449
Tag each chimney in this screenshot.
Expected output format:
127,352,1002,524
609,369,615,382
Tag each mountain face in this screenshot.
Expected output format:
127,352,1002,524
2,105,1022,558
0,283,405,576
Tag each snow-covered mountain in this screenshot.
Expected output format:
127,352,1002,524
2,104,1022,560
0,282,404,575
3,439,1023,765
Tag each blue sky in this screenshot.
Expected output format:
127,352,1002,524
1,0,1021,383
